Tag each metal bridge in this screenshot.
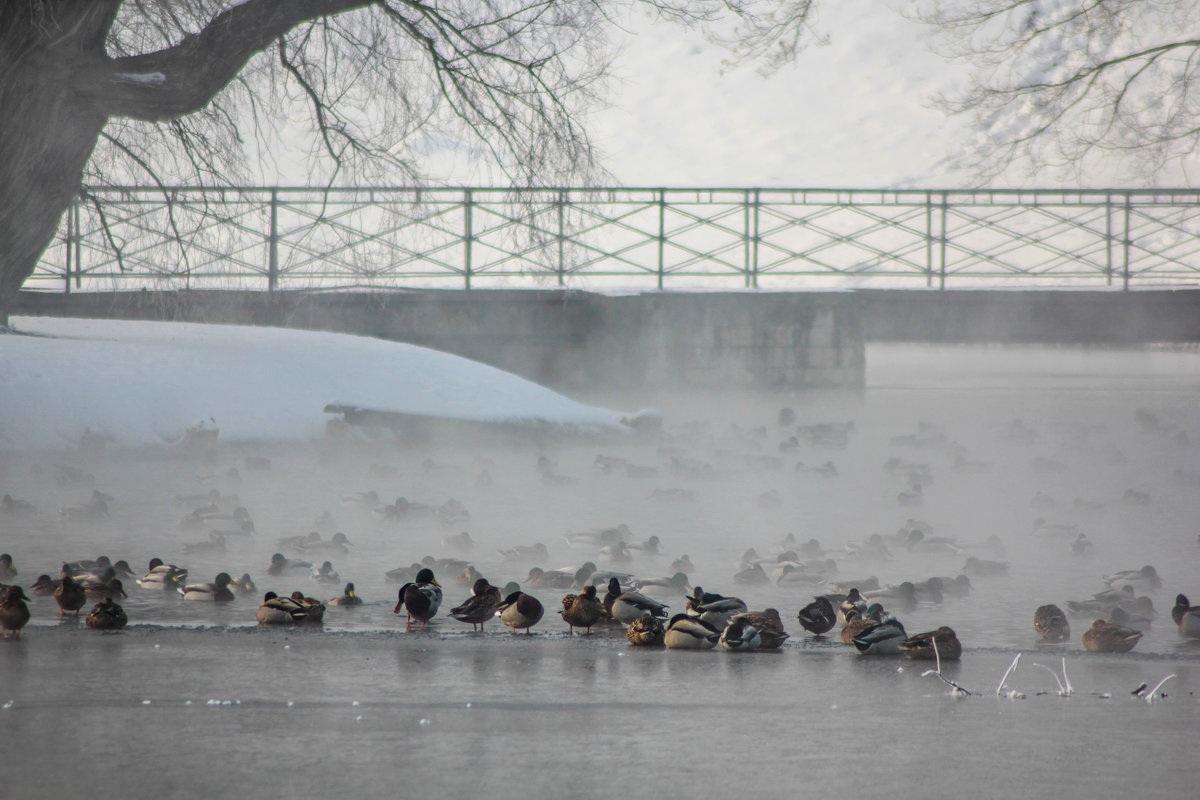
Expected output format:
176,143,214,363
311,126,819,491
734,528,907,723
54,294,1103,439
28,187,1200,293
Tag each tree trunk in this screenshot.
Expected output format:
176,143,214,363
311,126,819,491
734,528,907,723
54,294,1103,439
0,0,374,325
0,2,117,324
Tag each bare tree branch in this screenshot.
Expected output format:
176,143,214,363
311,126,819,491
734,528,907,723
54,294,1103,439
912,0,1200,183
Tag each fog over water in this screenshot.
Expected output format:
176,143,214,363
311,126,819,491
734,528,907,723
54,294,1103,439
1,341,1198,796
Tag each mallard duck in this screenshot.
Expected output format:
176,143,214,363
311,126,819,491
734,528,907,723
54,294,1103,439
796,596,837,636
267,553,312,576
450,578,502,630
179,572,234,602
835,588,868,627
277,531,321,549
525,566,580,591
852,618,908,655
82,573,126,600
729,563,768,587
610,583,670,625
395,568,442,631
31,574,58,596
685,586,747,629
1108,604,1152,630
669,554,696,575
137,558,188,590
299,532,354,555
719,609,790,651
440,531,473,553
899,626,961,660
1171,594,1200,639
1,494,36,514
256,592,315,625
1033,604,1070,642
962,557,1009,577
663,613,721,649
560,584,603,634
632,572,691,595
0,553,17,580
310,561,340,584
54,572,87,617
496,591,544,633
289,591,326,623
183,533,226,555
85,597,128,630
1081,619,1142,652
498,543,551,563
840,604,883,644
626,611,666,647
228,573,257,596
1102,565,1162,592
0,585,31,638
329,582,362,607
384,562,423,584
864,582,918,612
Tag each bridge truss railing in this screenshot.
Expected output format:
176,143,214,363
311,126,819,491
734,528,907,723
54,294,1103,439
26,187,1200,292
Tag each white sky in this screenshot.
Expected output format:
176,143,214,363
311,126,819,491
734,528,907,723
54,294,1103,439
584,0,1197,189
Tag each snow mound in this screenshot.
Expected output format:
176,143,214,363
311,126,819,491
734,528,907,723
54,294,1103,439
0,317,634,449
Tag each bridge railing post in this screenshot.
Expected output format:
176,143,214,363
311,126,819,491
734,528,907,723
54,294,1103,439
938,191,948,290
268,189,279,291
657,189,666,290
744,189,760,288
464,188,473,290
1122,191,1132,291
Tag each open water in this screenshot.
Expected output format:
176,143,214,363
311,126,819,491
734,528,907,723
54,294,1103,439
1,343,1198,797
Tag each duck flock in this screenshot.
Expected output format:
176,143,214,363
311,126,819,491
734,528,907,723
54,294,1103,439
2,402,1199,669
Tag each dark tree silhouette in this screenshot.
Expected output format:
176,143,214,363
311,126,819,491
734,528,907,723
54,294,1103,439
0,0,815,323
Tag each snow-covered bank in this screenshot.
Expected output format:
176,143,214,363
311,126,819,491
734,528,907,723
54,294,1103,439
0,317,637,450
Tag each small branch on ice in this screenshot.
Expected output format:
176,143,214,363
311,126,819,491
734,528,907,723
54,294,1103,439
1139,674,1176,704
996,653,1025,699
920,637,972,696
1031,657,1074,697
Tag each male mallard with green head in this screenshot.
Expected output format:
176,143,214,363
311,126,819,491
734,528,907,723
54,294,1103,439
395,568,442,631
1171,594,1200,639
179,572,235,602
719,608,790,651
329,582,362,607
663,613,721,649
496,591,544,633
852,616,907,655
796,596,837,636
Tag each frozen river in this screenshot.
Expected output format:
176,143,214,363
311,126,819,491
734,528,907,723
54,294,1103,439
1,342,1198,797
